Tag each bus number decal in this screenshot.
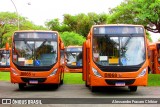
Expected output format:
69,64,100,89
20,72,31,76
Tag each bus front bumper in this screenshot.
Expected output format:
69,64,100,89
90,75,148,87
10,74,60,84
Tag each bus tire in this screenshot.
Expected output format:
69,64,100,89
60,79,63,85
49,84,59,90
91,86,97,92
54,84,59,89
85,81,89,87
18,83,26,90
128,86,137,92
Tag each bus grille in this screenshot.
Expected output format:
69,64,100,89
21,77,47,83
105,79,135,85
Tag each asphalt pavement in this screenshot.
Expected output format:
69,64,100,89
0,81,160,107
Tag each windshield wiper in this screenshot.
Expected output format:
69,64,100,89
123,34,133,48
24,40,33,51
39,39,47,48
121,34,133,57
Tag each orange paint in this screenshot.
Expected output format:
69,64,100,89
83,24,148,92
9,30,64,89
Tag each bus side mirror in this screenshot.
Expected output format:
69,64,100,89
61,43,64,50
5,43,9,50
86,40,90,48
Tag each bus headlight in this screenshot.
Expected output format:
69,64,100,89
138,68,147,77
49,68,58,76
11,67,19,76
92,67,102,78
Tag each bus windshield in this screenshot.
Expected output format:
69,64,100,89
12,32,58,67
92,26,145,66
65,47,82,67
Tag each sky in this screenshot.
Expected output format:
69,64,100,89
0,0,160,42
0,0,124,26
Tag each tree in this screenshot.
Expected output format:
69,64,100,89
108,0,160,33
45,18,70,32
60,32,86,46
63,13,108,37
46,12,108,37
0,12,46,48
0,12,18,47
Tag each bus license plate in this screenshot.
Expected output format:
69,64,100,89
115,82,125,86
29,80,38,84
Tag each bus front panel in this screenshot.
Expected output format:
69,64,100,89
10,31,62,85
89,25,148,87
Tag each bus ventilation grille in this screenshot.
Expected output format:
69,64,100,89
21,77,46,83
105,79,135,85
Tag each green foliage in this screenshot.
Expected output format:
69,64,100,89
63,13,91,36
45,18,70,32
109,0,160,33
60,32,86,46
46,12,108,37
2,0,160,47
0,12,46,48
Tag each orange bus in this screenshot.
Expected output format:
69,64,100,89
83,24,148,92
64,46,82,73
0,48,10,71
148,42,160,74
8,30,64,90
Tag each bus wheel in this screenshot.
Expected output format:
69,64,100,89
85,81,89,87
91,86,97,92
54,84,59,89
50,84,59,89
128,86,137,92
18,83,26,90
60,79,63,85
